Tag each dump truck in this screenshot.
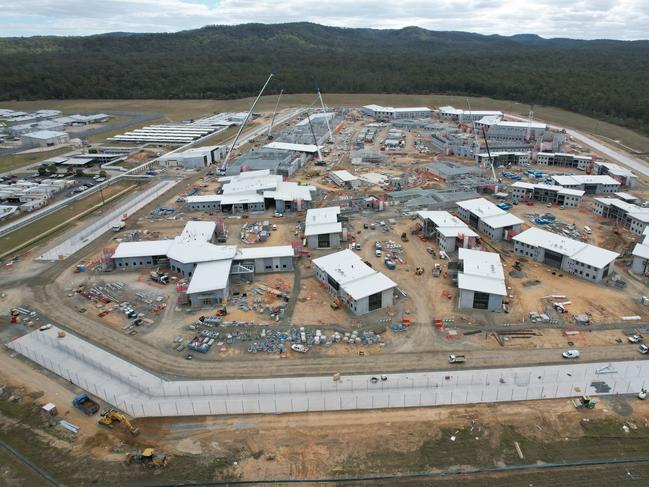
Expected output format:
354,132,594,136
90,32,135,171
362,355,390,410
448,354,466,364
127,448,169,468
72,393,100,415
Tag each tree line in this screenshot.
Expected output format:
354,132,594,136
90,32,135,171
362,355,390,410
1,23,648,134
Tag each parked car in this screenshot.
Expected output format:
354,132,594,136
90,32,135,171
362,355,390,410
640,344,649,354
628,335,644,343
355,243,361,250
562,350,580,359
39,324,53,331
375,249,382,257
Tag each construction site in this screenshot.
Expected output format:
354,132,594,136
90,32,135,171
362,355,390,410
4,89,649,485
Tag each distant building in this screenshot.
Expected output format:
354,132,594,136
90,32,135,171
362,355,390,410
329,170,360,189
159,145,227,169
185,170,316,214
20,130,69,148
438,106,503,123
362,105,432,120
475,151,530,167
537,152,592,169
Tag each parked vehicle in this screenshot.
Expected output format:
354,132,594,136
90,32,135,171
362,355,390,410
375,249,382,257
562,350,580,359
448,354,466,364
628,335,643,343
73,393,100,415
640,344,649,354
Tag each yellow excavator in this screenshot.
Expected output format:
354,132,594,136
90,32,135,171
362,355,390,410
126,448,169,468
98,409,140,436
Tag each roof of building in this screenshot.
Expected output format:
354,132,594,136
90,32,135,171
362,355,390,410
112,240,173,259
186,259,232,294
304,206,342,236
21,130,68,140
416,211,478,238
263,181,315,202
312,249,396,300
513,227,618,268
235,245,295,260
632,243,649,261
358,172,387,185
511,181,585,197
457,248,507,296
60,157,93,165
457,197,524,228
180,221,215,242
264,142,321,153
551,175,621,186
614,192,638,202
330,170,358,182
218,193,265,205
167,239,237,264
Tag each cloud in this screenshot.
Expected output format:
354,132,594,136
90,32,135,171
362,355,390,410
0,0,647,39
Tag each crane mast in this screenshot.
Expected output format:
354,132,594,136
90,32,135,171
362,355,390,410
219,72,274,173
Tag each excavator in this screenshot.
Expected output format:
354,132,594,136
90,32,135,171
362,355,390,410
126,448,169,468
98,409,140,436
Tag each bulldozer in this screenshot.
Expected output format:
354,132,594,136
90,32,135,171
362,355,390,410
126,448,169,468
98,409,140,436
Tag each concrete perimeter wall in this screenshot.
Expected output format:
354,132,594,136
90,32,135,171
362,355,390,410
8,326,649,418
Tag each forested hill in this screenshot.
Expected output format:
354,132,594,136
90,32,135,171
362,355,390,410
1,23,648,133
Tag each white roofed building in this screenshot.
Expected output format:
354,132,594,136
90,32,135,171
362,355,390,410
416,210,479,253
592,197,649,236
20,130,69,148
631,228,649,276
329,170,360,189
111,221,294,308
159,145,226,169
456,198,524,241
511,182,584,208
304,206,343,249
551,175,620,194
457,248,506,312
438,106,503,123
185,171,316,214
362,105,432,120
513,227,618,282
313,249,397,315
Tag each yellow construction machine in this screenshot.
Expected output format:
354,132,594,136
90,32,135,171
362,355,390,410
126,448,169,468
98,409,140,436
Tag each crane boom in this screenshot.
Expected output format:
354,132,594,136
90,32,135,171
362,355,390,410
219,72,274,173
305,111,323,164
267,89,284,140
317,89,333,143
480,126,498,182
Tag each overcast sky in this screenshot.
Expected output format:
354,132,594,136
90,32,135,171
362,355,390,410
1,0,647,40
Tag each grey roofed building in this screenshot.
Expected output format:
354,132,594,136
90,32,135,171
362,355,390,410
425,160,481,180
226,148,303,177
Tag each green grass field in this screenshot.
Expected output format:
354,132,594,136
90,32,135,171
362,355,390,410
0,147,70,173
3,93,649,153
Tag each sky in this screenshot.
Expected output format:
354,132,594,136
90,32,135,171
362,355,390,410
1,0,648,40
